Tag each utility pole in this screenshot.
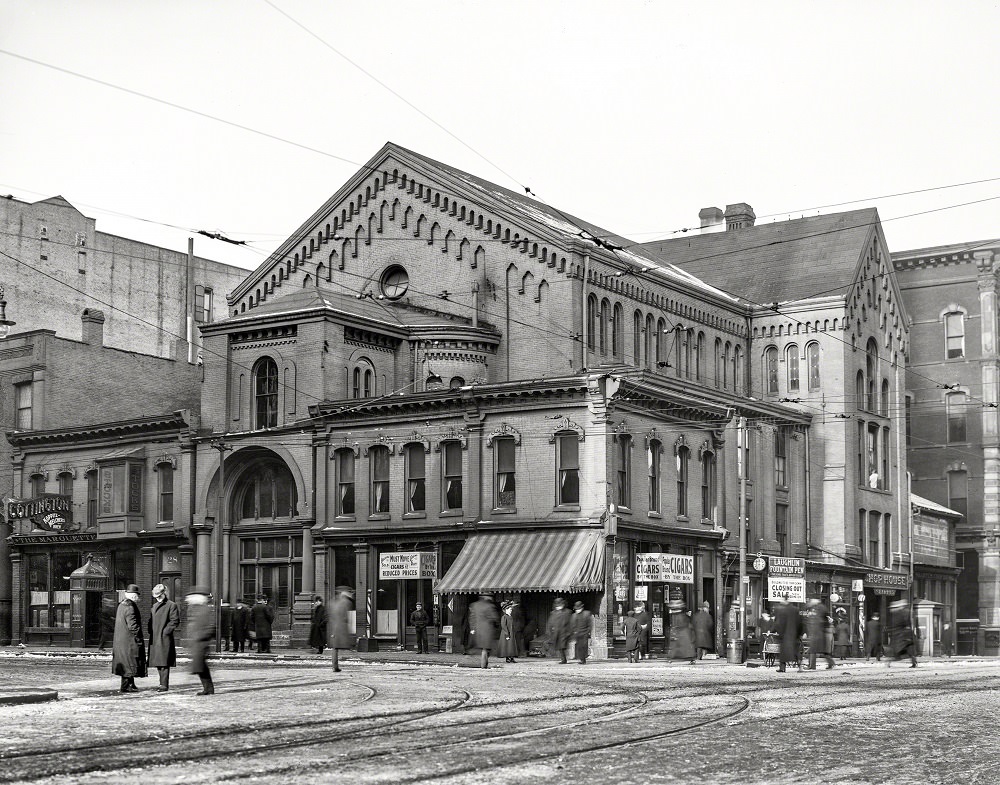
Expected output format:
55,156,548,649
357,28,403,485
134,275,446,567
737,416,748,653
211,437,232,653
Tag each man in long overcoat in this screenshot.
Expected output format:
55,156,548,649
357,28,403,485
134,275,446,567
865,612,883,661
633,603,652,660
804,598,835,669
251,595,275,653
185,585,216,695
309,596,328,654
546,597,572,664
622,610,641,663
570,601,593,664
887,599,918,668
666,602,696,663
328,585,355,672
469,594,500,669
773,595,801,673
111,584,147,693
147,583,180,691
231,599,250,653
692,601,714,660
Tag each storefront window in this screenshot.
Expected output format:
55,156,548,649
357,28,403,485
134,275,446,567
27,552,79,628
238,535,303,612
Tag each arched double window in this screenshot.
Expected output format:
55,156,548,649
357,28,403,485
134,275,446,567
806,342,821,391
253,357,278,430
786,344,800,392
351,359,375,398
764,346,779,394
237,462,297,521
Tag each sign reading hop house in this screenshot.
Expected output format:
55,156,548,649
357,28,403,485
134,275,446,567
6,494,77,533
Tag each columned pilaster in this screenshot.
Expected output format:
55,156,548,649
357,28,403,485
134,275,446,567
192,522,212,588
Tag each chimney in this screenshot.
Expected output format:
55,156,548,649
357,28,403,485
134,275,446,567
698,207,725,234
81,308,105,346
724,203,756,231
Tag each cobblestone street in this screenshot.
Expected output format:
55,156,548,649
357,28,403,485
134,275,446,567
2,650,997,784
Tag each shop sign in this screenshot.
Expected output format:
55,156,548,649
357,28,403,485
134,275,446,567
767,557,805,577
767,577,806,602
864,571,910,590
10,532,97,545
5,494,77,532
635,553,695,584
634,585,648,601
378,552,436,580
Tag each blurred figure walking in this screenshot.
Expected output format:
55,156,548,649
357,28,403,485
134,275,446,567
329,585,355,672
865,613,883,662
570,601,593,664
546,597,572,664
773,594,801,673
804,598,835,670
469,594,500,669
634,603,651,660
666,601,696,664
185,585,216,695
622,610,641,663
692,601,714,660
887,599,918,668
147,583,180,692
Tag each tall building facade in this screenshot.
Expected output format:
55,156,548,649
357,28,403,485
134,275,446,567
893,240,1000,655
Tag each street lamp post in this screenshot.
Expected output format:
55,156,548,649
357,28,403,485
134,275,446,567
211,438,232,653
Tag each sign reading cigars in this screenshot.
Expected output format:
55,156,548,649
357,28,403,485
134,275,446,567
635,553,695,584
5,494,77,533
378,552,437,580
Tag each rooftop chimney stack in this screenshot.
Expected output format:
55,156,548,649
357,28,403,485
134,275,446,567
724,203,756,231
698,207,725,234
81,308,105,347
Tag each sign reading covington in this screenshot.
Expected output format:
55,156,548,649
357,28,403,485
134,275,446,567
6,494,77,532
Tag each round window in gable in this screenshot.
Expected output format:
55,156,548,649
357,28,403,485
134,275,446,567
380,265,409,300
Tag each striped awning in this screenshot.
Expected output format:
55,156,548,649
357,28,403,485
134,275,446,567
434,529,606,594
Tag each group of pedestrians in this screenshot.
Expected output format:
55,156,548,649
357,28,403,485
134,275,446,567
766,594,918,672
110,583,215,695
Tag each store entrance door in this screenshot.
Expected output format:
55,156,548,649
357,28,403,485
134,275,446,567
259,565,294,632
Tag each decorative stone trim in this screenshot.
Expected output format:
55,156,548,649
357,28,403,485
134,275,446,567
230,325,297,345
401,431,432,453
644,428,662,452
345,326,401,352
329,439,361,459
363,434,396,456
549,417,584,443
486,423,522,447
152,455,177,470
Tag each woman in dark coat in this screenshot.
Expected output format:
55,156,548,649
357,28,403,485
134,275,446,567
469,594,500,669
328,586,355,672
147,583,180,691
185,585,216,695
111,584,146,693
621,610,641,663
497,603,519,663
834,614,851,660
308,596,327,654
666,602,696,663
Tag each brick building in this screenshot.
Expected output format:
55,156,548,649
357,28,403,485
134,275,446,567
893,240,1000,655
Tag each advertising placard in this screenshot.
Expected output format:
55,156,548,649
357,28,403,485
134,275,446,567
767,557,805,577
635,553,695,583
767,577,806,602
379,552,437,580
5,494,77,532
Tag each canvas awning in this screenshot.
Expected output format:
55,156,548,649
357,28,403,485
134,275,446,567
435,529,606,594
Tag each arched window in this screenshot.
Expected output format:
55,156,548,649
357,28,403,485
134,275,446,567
587,295,598,350
599,298,610,355
881,379,890,417
237,462,297,520
856,371,866,412
494,437,516,510
370,446,390,514
806,342,821,391
944,311,965,359
645,315,655,369
695,332,706,382
615,434,631,509
352,368,361,399
786,344,799,392
701,450,717,522
253,357,278,429
647,439,661,514
334,448,355,516
866,338,878,410
734,345,744,393
715,339,723,387
612,304,624,357
404,444,425,513
656,319,666,366
723,342,732,389
28,472,44,499
676,445,690,518
364,368,374,398
57,470,73,499
764,346,779,394
633,311,643,366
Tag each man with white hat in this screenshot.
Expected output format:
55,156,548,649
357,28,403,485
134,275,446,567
147,584,180,692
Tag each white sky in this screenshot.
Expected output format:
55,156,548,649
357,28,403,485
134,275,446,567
2,1,999,273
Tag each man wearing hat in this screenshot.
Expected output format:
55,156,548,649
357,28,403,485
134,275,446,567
111,584,147,693
409,601,431,654
469,594,500,669
308,595,328,654
887,599,918,668
546,597,572,664
185,585,216,695
147,584,180,692
251,594,275,654
329,585,355,672
570,601,593,664
692,601,714,660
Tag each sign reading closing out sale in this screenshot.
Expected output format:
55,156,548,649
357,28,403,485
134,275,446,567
767,577,806,602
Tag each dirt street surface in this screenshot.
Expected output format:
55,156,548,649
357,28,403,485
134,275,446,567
1,652,997,785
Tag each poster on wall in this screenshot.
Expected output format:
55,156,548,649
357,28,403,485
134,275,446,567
635,553,695,584
767,577,806,602
379,552,437,579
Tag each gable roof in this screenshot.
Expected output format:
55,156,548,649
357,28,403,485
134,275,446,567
639,208,880,306
33,195,84,214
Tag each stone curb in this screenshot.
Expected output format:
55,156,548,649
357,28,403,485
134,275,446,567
0,688,59,705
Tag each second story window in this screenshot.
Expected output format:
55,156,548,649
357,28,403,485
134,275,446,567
15,382,32,430
615,434,631,509
776,503,788,556
948,469,968,518
156,461,174,522
253,357,278,429
29,472,45,497
405,444,425,513
86,470,98,528
442,442,463,511
334,449,355,516
370,446,390,515
945,311,965,359
555,432,580,506
701,450,717,522
58,471,73,498
494,437,516,510
676,444,689,518
774,429,787,487
647,439,661,514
